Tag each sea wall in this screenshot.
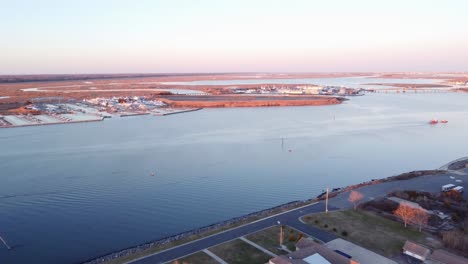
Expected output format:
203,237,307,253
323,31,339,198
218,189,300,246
83,169,448,264
82,200,308,264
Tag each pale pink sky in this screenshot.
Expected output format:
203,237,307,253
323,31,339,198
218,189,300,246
1,0,468,74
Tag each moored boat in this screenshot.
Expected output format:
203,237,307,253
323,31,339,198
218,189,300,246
429,118,438,124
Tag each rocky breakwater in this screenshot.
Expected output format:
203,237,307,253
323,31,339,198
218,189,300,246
83,168,448,264
82,200,312,264
448,159,468,170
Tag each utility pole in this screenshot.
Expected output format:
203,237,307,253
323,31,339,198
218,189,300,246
279,225,284,246
325,187,329,213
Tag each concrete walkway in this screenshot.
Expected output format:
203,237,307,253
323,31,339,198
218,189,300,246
240,236,277,257
202,249,228,264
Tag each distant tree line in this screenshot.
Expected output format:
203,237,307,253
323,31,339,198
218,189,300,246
0,73,234,83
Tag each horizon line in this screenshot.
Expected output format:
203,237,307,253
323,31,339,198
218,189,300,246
2,71,468,77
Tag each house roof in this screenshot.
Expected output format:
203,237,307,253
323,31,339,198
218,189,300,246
296,238,316,250
269,256,307,264
303,253,331,264
429,249,468,264
402,241,431,259
270,238,350,264
387,197,426,211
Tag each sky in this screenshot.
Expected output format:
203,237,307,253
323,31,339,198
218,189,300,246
1,0,468,74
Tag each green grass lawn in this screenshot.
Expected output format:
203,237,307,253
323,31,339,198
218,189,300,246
302,209,441,257
167,251,218,264
246,225,308,254
209,239,271,264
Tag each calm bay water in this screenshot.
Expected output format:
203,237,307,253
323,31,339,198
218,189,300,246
1,91,468,263
162,76,443,88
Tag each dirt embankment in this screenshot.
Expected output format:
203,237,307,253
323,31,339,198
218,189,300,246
158,95,342,108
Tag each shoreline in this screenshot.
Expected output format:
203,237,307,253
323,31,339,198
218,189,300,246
153,108,203,116
120,113,150,117
82,200,310,264
81,159,467,264
0,116,104,129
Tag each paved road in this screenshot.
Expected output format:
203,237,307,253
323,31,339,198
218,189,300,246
329,169,467,209
130,168,467,264
129,202,338,264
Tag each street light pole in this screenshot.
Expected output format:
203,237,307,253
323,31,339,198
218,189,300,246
279,225,283,246
277,221,283,248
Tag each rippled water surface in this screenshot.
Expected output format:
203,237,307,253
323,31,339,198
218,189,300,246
1,91,468,263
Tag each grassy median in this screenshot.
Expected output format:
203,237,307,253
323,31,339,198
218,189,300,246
168,251,218,264
208,239,271,264
302,209,441,257
246,225,308,254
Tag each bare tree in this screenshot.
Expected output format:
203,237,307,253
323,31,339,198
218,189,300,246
394,203,416,228
348,190,364,210
412,208,429,232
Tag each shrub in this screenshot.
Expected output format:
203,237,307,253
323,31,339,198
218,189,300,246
444,190,463,202
452,212,461,222
314,220,319,224
332,228,337,232
324,224,328,228
443,199,452,209
341,231,348,236
442,230,468,252
296,233,303,242
406,191,418,200
288,235,296,242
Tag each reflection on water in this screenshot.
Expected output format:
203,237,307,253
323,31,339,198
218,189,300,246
0,92,467,263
